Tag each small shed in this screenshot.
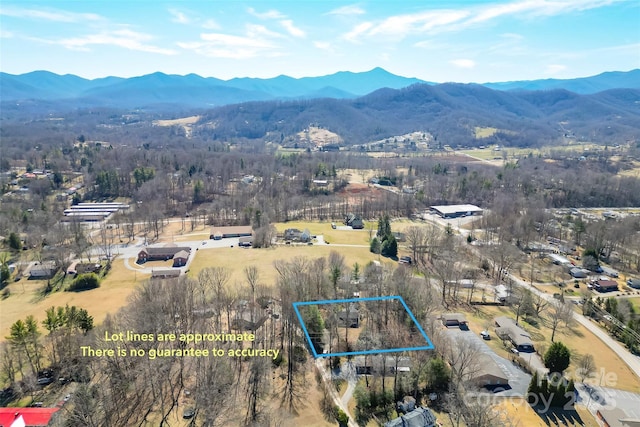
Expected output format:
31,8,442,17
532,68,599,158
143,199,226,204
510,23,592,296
441,313,467,327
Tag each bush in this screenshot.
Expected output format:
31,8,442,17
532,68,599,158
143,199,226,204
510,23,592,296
68,273,100,292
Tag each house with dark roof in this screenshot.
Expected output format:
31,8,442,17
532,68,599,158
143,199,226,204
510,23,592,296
283,228,311,242
384,406,437,427
494,316,535,353
570,268,589,279
338,305,360,328
137,245,191,263
344,213,364,229
354,355,411,376
469,353,509,387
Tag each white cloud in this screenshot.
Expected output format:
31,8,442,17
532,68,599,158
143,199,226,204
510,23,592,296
314,41,331,51
370,10,470,37
327,5,366,16
177,24,285,59
48,28,177,55
0,30,14,38
169,9,190,24
280,20,305,38
343,22,373,43
341,0,626,42
0,6,102,22
469,0,620,24
545,64,567,75
202,19,220,30
450,59,476,69
247,7,285,20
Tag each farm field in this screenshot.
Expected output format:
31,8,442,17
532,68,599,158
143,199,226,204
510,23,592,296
187,244,385,288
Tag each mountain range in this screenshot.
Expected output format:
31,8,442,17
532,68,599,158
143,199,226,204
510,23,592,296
1,68,638,110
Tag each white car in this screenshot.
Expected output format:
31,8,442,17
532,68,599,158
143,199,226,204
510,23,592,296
480,331,490,340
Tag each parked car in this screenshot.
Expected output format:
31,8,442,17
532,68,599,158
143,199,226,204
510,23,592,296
399,256,412,265
480,330,490,340
183,408,195,419
510,348,519,355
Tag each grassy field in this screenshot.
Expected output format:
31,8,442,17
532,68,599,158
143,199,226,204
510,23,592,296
274,221,372,245
474,127,499,138
627,297,640,312
152,115,200,126
187,244,389,288
496,398,599,427
0,259,140,339
463,305,640,392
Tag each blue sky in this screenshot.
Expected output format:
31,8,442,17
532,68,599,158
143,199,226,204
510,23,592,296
1,0,638,82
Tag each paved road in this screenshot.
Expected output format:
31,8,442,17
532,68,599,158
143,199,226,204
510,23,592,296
315,358,359,427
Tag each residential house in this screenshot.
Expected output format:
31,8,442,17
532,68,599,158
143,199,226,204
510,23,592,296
231,308,267,331
29,263,57,280
137,245,191,263
172,250,189,267
628,278,640,289
494,316,535,353
283,228,311,243
344,213,364,230
344,213,364,229
384,406,437,427
468,353,509,387
338,305,360,328
570,268,589,279
594,279,618,293
0,407,60,426
75,263,102,275
209,226,253,240
354,355,412,376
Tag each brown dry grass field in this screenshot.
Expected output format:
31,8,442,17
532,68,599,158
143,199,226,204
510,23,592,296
463,305,640,392
273,221,372,245
0,259,138,339
187,244,386,288
496,398,599,427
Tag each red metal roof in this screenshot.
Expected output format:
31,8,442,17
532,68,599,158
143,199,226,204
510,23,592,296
0,408,59,427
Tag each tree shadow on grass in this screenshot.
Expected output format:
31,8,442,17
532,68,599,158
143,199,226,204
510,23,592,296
533,406,589,426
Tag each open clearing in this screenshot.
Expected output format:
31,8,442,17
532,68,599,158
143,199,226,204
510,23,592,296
496,398,598,427
187,244,386,288
0,259,138,339
152,115,200,126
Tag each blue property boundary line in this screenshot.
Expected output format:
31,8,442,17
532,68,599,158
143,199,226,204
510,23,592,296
292,295,435,358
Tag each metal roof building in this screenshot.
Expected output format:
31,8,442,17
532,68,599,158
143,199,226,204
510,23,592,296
430,204,483,218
